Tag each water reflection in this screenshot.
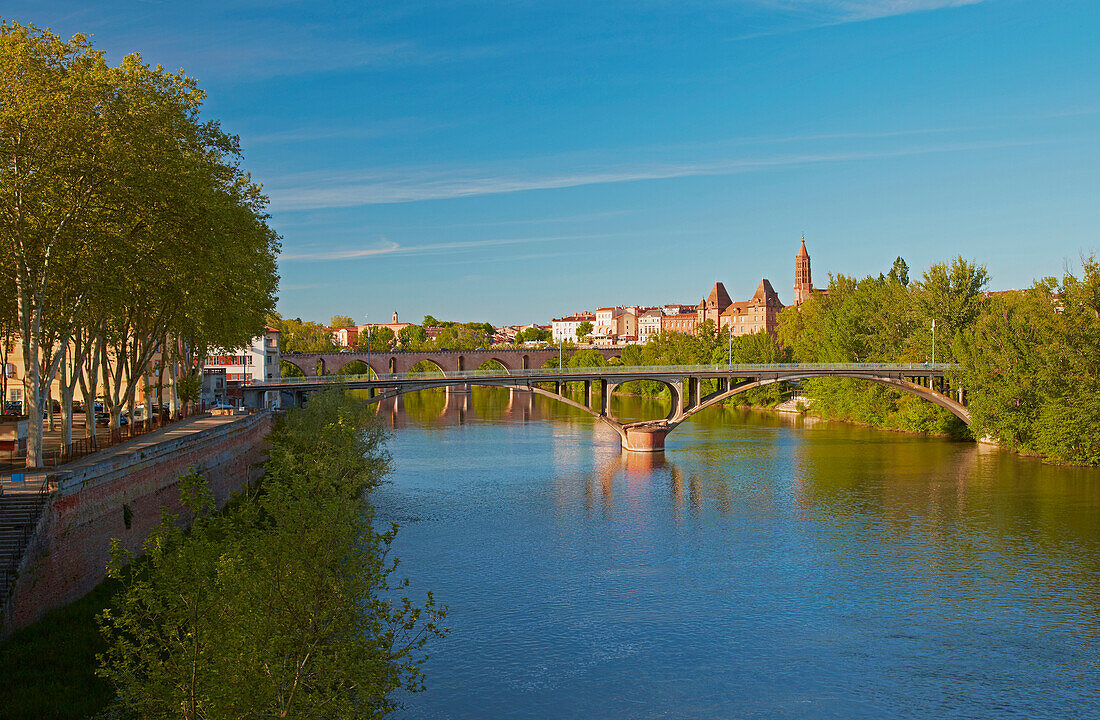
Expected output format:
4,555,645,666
374,387,1100,719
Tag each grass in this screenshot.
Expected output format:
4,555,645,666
0,578,118,720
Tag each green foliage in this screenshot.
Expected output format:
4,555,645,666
280,359,304,377
0,578,119,719
576,321,593,340
0,21,280,463
276,317,337,352
398,325,427,347
359,326,396,351
567,348,608,368
954,259,1100,464
97,389,447,717
515,326,550,344
175,374,201,404
330,314,355,328
774,256,986,437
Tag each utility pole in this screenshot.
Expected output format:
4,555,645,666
728,326,733,366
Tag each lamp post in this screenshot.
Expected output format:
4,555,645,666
364,314,371,379
728,325,733,366
931,318,936,366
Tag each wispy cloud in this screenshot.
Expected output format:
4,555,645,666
730,0,991,39
279,233,620,262
266,137,1045,212
749,0,989,22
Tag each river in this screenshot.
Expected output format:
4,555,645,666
371,387,1100,719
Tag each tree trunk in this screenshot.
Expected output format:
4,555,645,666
60,349,73,449
168,350,180,416
19,296,43,469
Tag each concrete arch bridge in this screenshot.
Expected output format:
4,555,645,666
246,363,965,452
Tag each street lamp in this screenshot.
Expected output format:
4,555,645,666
364,314,372,379
931,318,936,366
728,325,733,366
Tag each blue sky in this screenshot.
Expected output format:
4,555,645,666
11,0,1099,324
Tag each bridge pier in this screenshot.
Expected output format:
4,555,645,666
584,380,592,409
623,425,667,453
599,380,608,416
687,377,700,409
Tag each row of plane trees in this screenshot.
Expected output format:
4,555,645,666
0,23,279,467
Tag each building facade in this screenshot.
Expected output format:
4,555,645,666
203,326,281,407
720,279,784,336
551,313,596,343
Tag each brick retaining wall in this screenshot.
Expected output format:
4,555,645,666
1,412,272,635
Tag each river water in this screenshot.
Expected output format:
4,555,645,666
372,388,1100,719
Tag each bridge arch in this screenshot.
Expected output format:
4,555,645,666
335,359,378,379
606,379,682,424
408,359,447,377
280,358,307,377
476,358,511,375
668,373,969,428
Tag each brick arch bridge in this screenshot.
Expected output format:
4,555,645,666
280,348,622,378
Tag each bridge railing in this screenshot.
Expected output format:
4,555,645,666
262,362,957,386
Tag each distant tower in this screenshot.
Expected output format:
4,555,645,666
392,310,399,324
794,236,812,305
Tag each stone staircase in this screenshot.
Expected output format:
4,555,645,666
0,481,50,610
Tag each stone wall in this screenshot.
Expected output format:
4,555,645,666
2,412,272,635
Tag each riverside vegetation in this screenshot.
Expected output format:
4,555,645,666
0,388,446,719
553,256,1100,466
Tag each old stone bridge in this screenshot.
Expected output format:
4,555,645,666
281,348,622,378
246,362,966,453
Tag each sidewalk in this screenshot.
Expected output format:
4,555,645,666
0,414,249,495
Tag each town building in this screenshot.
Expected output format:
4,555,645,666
331,326,359,347
697,282,733,327
592,307,640,345
551,312,596,343
720,279,784,336
203,326,281,407
340,311,415,347
660,306,699,336
638,309,664,342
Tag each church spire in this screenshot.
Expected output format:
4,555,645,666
794,235,812,305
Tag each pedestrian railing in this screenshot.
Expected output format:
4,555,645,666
0,411,194,470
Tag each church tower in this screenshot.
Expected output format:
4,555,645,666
392,310,399,324
794,236,812,305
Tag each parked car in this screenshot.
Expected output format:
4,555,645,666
95,411,128,427
210,400,235,411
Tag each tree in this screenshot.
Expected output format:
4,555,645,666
576,321,593,341
330,314,354,328
422,315,440,328
0,23,278,462
888,256,910,287
912,256,990,363
398,325,427,348
279,318,336,353
357,326,395,351
99,389,447,717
